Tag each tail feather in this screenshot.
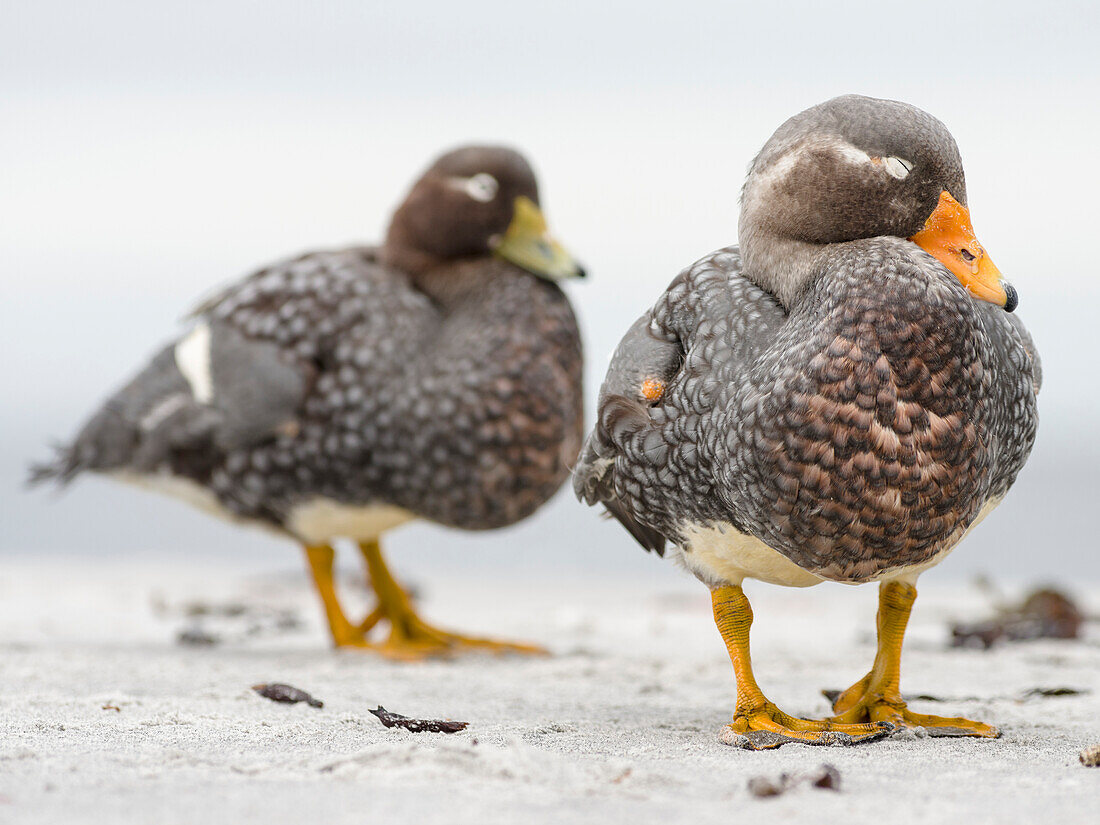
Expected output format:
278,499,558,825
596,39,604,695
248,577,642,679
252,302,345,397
31,321,311,493
573,393,669,556
28,403,144,486
28,344,209,488
602,497,667,556
27,443,81,486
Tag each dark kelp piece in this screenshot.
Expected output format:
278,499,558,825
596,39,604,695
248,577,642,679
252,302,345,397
368,706,468,734
252,683,323,708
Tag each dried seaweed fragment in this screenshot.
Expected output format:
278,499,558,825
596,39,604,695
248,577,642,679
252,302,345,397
747,764,841,798
368,705,468,734
177,627,220,646
951,586,1083,649
1021,687,1085,699
158,595,302,644
252,683,323,708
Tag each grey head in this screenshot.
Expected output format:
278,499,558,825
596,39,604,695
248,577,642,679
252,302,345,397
739,94,1014,312
383,145,585,282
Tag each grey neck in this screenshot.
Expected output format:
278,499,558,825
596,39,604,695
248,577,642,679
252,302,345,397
737,218,827,311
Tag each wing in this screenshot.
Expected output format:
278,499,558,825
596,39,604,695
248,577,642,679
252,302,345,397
972,303,1042,499
1003,310,1042,396
574,246,787,554
573,314,684,553
29,246,413,488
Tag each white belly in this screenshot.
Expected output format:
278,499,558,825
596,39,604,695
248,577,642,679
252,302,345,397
676,522,825,588
286,499,415,544
113,472,415,544
113,471,244,524
675,495,1004,588
112,471,292,540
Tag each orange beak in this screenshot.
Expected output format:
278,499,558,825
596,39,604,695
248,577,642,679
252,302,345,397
909,191,1017,312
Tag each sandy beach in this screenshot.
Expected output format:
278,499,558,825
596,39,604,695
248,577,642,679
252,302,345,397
0,557,1096,824
4,1,1100,822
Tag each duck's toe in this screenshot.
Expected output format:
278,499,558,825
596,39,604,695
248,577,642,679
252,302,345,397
721,701,892,750
831,696,1000,738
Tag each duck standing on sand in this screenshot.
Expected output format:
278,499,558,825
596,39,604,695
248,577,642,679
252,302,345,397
33,146,585,659
575,95,1040,749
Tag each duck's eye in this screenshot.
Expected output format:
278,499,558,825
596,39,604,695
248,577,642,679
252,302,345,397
463,173,499,203
880,156,913,180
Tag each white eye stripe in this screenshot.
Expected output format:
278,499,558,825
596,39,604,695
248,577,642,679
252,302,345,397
881,156,913,179
835,143,874,165
446,173,500,202
752,140,914,191
462,173,499,202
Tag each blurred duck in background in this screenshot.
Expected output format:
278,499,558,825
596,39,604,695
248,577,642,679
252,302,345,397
575,95,1040,749
32,145,586,659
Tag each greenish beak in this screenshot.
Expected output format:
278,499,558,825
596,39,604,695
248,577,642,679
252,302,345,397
491,196,586,281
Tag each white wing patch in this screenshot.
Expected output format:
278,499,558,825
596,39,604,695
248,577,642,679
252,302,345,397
175,322,214,404
140,394,189,431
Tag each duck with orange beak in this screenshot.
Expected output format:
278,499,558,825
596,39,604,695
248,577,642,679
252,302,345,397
575,95,1040,749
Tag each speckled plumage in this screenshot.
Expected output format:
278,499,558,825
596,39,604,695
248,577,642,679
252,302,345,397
36,149,584,542
575,96,1040,586
576,242,1039,583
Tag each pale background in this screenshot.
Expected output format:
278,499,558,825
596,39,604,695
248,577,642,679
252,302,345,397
3,1,1098,582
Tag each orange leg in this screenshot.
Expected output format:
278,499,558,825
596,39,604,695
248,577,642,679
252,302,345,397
712,585,891,750
830,581,1000,738
303,544,368,647
301,540,545,660
355,539,546,660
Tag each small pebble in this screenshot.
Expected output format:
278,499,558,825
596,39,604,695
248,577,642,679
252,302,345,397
890,726,928,741
1080,745,1100,767
748,776,785,798
747,764,842,798
810,764,841,790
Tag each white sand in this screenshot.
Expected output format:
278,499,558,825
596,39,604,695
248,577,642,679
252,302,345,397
1,558,1097,824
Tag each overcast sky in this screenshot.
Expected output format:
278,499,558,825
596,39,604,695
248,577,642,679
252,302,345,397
3,1,1098,584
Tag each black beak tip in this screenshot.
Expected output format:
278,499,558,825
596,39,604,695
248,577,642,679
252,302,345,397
1003,282,1018,313
575,264,588,279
